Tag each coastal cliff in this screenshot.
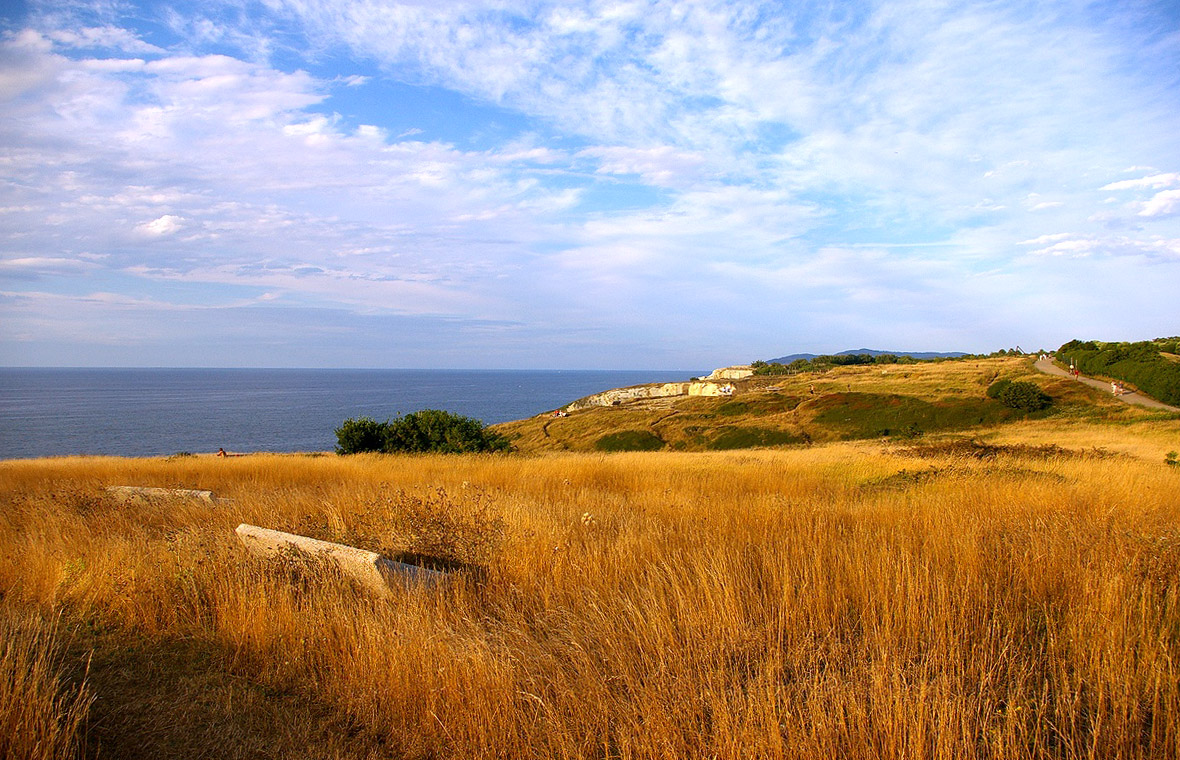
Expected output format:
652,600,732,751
564,365,754,410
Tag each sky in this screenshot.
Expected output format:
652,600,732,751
0,0,1178,369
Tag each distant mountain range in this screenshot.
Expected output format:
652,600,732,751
765,348,968,363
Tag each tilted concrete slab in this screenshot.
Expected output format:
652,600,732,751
106,485,220,503
234,524,445,595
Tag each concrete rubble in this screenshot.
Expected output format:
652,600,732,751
235,523,445,595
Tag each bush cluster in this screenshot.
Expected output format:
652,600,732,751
334,410,510,455
1059,338,1180,406
751,348,1032,377
985,378,1012,399
987,379,1051,412
752,353,914,376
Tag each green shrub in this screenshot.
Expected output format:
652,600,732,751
334,416,387,454
994,381,1051,412
384,409,510,454
594,430,665,452
985,378,1012,399
334,411,509,455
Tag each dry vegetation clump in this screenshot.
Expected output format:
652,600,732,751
893,438,1118,461
0,607,92,760
0,445,1178,759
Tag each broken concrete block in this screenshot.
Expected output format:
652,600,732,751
106,485,219,503
234,524,445,595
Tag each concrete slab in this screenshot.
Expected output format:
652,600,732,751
106,485,220,503
234,524,445,595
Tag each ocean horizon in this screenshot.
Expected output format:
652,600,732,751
0,367,704,459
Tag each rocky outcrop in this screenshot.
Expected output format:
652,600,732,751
704,366,754,381
566,382,690,410
689,381,736,397
562,365,751,410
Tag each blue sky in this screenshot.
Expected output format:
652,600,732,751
1,0,1177,369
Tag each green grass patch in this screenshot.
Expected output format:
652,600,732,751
706,426,803,450
717,394,803,417
716,401,750,416
810,393,1016,439
594,430,666,452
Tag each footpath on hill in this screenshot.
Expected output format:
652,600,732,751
1034,357,1180,412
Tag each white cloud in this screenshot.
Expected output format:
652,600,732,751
1020,233,1180,260
1018,233,1072,246
1102,173,1179,190
578,145,706,187
1138,189,1180,218
47,25,164,54
134,214,184,236
0,256,99,277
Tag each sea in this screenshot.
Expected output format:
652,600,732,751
0,368,703,460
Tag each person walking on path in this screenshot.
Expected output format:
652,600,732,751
1034,356,1179,412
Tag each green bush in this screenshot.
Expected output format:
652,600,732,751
985,378,1012,399
334,416,388,454
993,380,1051,412
385,409,510,454
334,411,509,455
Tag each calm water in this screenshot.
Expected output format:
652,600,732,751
0,368,702,459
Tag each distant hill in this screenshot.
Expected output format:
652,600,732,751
766,348,968,363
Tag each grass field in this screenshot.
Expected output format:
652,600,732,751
3,421,1179,757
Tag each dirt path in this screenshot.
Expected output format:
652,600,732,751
1034,357,1179,412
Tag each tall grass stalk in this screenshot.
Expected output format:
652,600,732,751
0,609,91,760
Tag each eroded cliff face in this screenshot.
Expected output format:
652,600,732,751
566,382,690,410
704,366,755,381
688,381,736,397
564,371,746,410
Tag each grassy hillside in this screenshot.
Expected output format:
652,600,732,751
494,356,1164,453
2,433,1179,758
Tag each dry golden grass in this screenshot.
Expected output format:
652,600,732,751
980,417,1180,462
1,440,1178,759
0,608,92,760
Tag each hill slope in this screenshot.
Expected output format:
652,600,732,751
493,356,1160,453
